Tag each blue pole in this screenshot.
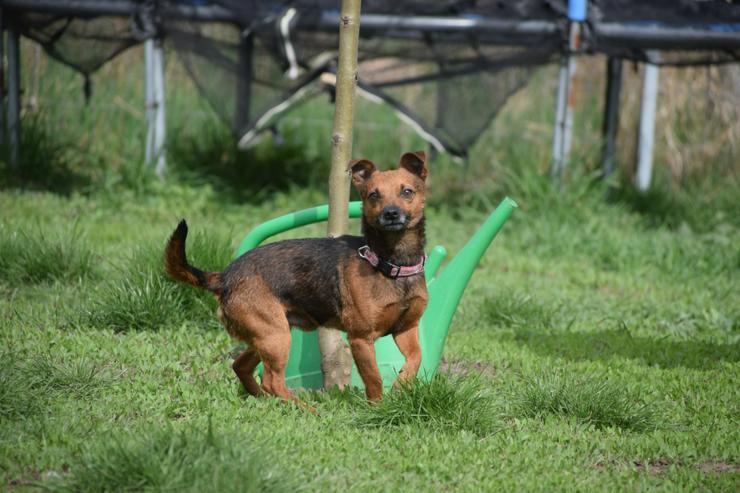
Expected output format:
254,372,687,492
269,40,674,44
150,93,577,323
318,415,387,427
568,0,587,22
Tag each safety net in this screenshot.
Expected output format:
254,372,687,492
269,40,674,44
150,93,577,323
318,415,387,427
5,0,740,156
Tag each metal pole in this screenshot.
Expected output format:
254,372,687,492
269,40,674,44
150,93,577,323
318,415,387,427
152,38,166,178
235,30,253,134
7,23,20,169
551,0,586,177
144,38,154,164
552,26,582,176
636,51,660,192
144,38,166,178
601,57,622,177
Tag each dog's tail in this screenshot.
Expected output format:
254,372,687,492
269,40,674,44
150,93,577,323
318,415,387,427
164,220,221,294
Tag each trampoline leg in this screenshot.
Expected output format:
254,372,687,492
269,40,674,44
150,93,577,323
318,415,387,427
144,38,166,179
551,22,581,178
601,57,622,178
636,51,660,193
7,23,20,170
235,31,253,134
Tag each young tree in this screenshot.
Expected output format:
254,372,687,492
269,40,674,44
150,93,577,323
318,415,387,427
320,0,362,389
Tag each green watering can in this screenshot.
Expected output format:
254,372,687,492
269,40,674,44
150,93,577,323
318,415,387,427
235,197,517,389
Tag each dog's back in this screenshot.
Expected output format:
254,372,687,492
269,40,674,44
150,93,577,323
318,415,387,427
220,236,365,329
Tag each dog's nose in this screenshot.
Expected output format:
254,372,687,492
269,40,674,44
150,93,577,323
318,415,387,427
382,207,401,222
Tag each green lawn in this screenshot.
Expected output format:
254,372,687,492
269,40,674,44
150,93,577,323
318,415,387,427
1,168,738,491
1,44,739,491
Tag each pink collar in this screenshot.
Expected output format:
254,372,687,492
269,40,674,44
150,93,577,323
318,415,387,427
357,245,426,278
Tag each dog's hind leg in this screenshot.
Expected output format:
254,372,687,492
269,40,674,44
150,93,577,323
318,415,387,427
233,347,262,397
255,327,292,399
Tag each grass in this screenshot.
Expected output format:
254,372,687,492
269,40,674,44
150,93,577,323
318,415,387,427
0,44,738,491
0,223,97,285
0,352,111,420
511,373,657,432
353,374,503,437
87,229,233,332
44,425,291,493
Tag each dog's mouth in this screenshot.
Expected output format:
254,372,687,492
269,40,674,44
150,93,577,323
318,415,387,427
378,214,409,231
381,221,406,231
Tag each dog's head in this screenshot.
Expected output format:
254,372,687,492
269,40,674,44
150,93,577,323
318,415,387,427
350,151,428,232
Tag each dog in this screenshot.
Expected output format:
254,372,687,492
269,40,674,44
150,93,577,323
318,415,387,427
164,151,429,403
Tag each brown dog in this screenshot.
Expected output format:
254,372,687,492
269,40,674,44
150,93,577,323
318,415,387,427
164,151,429,402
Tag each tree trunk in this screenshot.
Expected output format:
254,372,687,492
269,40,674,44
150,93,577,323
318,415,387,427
320,0,362,390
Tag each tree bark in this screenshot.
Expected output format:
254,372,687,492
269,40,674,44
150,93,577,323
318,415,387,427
320,0,362,390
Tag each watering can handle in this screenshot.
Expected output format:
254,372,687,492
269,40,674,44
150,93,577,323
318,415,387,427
234,202,448,281
235,202,363,256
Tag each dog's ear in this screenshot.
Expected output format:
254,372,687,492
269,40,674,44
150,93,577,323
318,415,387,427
399,151,428,181
349,159,377,188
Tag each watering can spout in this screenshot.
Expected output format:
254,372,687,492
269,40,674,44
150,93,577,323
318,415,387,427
418,197,518,376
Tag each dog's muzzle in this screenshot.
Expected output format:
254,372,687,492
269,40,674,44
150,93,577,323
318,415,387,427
378,205,407,231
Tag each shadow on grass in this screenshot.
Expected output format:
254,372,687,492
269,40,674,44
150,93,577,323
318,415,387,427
168,121,327,204
606,178,739,234
511,328,739,370
0,116,91,195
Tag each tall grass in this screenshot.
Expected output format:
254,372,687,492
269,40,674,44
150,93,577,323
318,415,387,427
353,373,503,437
0,116,91,195
45,425,292,493
0,223,97,284
480,291,562,330
87,228,232,331
169,118,328,203
9,42,739,222
510,373,657,432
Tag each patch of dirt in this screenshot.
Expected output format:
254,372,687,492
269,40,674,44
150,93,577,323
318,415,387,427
439,358,495,378
696,460,740,474
595,458,740,475
632,458,679,474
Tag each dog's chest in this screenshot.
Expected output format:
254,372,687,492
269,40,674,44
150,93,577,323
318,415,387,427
346,274,427,333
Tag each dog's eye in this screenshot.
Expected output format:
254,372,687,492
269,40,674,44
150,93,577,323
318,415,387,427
368,191,380,200
401,188,415,198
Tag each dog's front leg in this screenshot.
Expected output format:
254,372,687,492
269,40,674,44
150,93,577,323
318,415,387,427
392,324,421,388
348,336,383,401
